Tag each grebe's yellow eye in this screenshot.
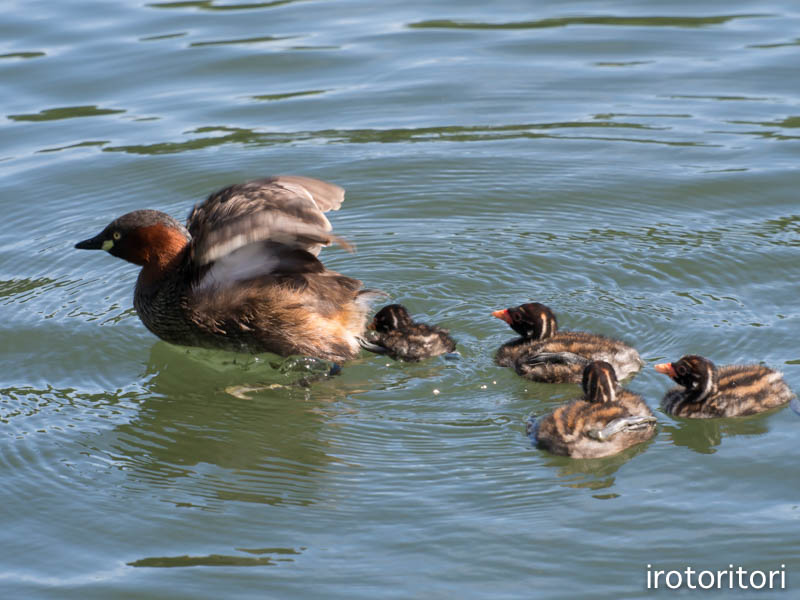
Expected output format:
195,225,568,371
113,231,121,241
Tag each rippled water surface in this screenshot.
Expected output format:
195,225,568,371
2,0,799,598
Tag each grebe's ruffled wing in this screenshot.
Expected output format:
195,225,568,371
188,176,350,266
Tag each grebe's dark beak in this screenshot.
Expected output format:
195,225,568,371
75,232,105,250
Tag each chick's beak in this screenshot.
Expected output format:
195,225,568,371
75,232,105,250
654,363,677,378
492,309,512,325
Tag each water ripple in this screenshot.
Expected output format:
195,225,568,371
8,105,126,122
0,51,46,60
98,120,709,156
249,89,327,101
128,548,301,567
408,14,770,30
189,35,295,47
147,0,307,11
2,0,800,595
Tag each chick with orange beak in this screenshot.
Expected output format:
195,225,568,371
492,302,643,384
655,355,794,418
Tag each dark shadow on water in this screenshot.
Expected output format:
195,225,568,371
250,89,327,102
407,14,769,30
139,32,187,41
531,430,654,491
660,412,778,454
0,51,45,59
106,343,354,509
37,140,109,154
8,105,125,122
128,546,303,567
189,35,294,47
749,38,800,49
147,0,307,11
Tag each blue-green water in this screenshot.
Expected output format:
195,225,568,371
2,1,799,598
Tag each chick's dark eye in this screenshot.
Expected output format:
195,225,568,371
677,366,687,376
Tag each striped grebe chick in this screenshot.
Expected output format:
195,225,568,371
493,302,642,383
363,304,456,362
529,361,656,458
655,355,794,418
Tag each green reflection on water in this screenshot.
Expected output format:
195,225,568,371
101,120,691,155
0,51,45,59
190,35,294,47
8,105,125,122
139,32,187,41
37,141,109,154
408,14,769,30
250,89,326,101
128,551,298,567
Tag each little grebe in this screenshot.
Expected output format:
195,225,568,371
655,355,794,418
75,176,379,362
529,361,657,458
493,302,642,383
365,304,456,362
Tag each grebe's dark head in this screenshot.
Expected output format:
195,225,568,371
75,210,190,267
582,360,618,404
492,302,557,340
655,355,717,402
370,304,414,333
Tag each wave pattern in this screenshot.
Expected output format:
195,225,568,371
1,0,799,598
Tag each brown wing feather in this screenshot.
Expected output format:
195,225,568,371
267,175,345,212
187,176,350,266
